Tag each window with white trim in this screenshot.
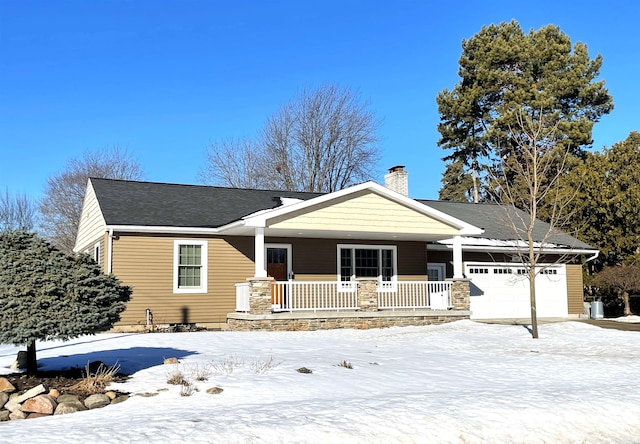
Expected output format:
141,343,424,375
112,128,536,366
93,242,101,264
173,240,208,293
338,244,397,283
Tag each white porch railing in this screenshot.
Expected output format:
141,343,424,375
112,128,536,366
377,281,452,310
234,280,453,313
272,281,359,312
235,282,250,312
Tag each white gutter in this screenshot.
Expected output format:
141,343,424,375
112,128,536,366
428,243,599,256
107,228,114,274
105,225,222,235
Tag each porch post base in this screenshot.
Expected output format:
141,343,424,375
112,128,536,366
449,278,471,311
248,277,273,315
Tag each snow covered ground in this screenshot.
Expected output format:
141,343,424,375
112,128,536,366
1,320,639,443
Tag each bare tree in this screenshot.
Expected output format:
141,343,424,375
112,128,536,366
199,138,267,189
493,108,581,338
39,146,143,253
0,189,37,232
200,85,382,192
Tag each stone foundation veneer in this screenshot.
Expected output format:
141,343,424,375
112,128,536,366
227,277,471,331
227,310,470,331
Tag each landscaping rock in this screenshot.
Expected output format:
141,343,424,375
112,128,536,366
57,394,81,404
206,387,223,395
105,391,117,400
111,395,129,405
164,357,179,365
26,412,50,419
9,410,27,420
14,384,48,404
4,383,48,412
84,393,110,409
0,410,10,421
296,367,313,374
21,395,57,415
48,388,60,398
0,392,9,409
54,402,86,415
0,377,16,393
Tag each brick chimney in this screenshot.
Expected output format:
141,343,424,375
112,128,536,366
384,165,408,196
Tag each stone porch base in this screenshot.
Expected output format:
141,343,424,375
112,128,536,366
226,309,471,331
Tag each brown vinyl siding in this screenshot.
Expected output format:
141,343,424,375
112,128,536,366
268,238,427,280
111,234,428,327
111,233,254,326
566,264,585,314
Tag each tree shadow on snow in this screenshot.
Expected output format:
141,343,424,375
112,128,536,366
37,346,198,375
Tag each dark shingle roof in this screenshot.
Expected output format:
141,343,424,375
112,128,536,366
90,178,595,250
90,178,322,228
421,199,595,250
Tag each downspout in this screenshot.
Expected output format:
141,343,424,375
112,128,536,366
585,251,600,263
107,228,114,274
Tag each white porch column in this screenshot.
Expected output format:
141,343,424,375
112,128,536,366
254,227,267,278
452,235,464,278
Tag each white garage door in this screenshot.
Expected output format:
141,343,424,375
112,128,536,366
466,263,568,319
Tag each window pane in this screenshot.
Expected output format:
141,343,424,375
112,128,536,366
180,245,201,266
355,249,378,278
340,248,352,281
381,249,393,281
178,244,202,287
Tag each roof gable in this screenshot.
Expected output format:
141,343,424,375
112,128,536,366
266,189,460,236
241,181,482,235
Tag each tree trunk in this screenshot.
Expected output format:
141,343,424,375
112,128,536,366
26,340,37,375
529,268,539,339
472,167,479,203
623,290,632,316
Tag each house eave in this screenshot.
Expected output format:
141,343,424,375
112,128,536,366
105,224,222,235
428,242,599,256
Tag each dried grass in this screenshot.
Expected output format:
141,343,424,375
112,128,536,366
69,362,121,394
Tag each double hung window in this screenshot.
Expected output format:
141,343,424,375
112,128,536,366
173,240,208,293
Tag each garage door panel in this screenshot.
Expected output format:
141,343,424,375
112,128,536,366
467,263,567,319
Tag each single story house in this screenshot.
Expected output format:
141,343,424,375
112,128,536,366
74,167,597,331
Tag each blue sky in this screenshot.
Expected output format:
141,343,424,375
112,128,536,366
1,0,638,201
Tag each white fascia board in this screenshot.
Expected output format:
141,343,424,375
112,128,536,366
106,225,221,235
240,181,484,234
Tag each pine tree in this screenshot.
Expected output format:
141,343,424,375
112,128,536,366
438,160,476,202
565,131,640,266
436,20,613,202
0,231,131,374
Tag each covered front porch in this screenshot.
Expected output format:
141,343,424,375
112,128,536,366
217,182,480,330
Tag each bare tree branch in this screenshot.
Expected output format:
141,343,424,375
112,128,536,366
39,146,143,253
201,84,382,192
492,106,583,338
0,189,37,232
